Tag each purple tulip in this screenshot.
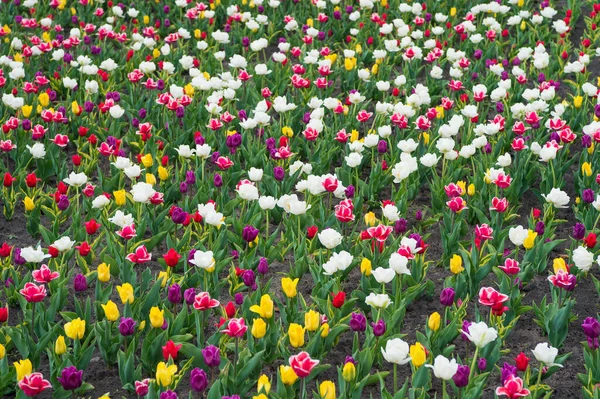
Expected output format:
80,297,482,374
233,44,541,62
439,288,455,307
349,312,366,332
453,365,470,387
242,270,256,287
573,223,586,240
160,390,178,399
461,320,472,341
477,357,487,371
345,185,355,198
184,288,196,305
500,362,517,384
234,293,244,305
57,195,70,211
57,366,83,390
242,225,260,243
257,257,269,275
273,166,285,181
190,368,208,392
168,284,182,304
214,174,223,187
73,274,87,292
13,248,26,265
583,189,595,204
534,221,545,235
370,319,386,337
394,218,407,234
119,317,136,336
202,345,221,367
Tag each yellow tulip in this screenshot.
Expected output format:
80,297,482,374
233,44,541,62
520,20,526,31
350,129,359,143
355,44,362,54
139,320,146,330
23,196,35,211
320,322,330,338
360,258,372,276
143,15,150,24
14,359,32,381
576,197,581,205
55,335,67,355
152,48,161,58
523,230,537,250
589,143,595,155
450,7,457,16
13,53,23,62
342,362,356,382
456,181,467,196
113,190,126,206
281,277,299,298
98,263,111,283
157,271,168,287
0,343,5,359
435,106,444,119
282,126,294,137
145,173,156,185
409,342,426,367
64,318,86,340
155,362,177,387
102,300,120,322
250,294,274,319
344,57,356,71
38,93,49,107
320,381,336,399
582,162,592,177
257,374,271,394
553,258,568,274
304,310,320,332
253,395,268,399
149,307,164,328
467,184,476,196
364,212,376,227
194,29,201,39
117,283,134,304
184,84,195,96
574,96,583,109
158,166,169,181
380,0,388,6
428,312,441,331
450,254,464,274
288,323,305,348
71,101,81,115
141,154,153,168
279,365,298,385
251,318,266,339
517,0,524,6
371,63,379,75
306,18,314,27
21,105,32,118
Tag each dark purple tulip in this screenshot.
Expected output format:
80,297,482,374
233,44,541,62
195,134,205,145
345,185,355,198
234,293,244,305
582,317,600,339
461,320,472,341
57,195,70,211
242,37,250,47
370,319,386,337
48,91,57,101
190,368,208,392
349,312,366,332
257,257,269,275
119,317,136,336
415,210,423,221
186,171,196,185
344,355,357,365
238,110,247,121
157,80,165,90
22,119,31,130
595,104,600,118
496,102,504,113
202,345,221,367
184,288,196,305
583,189,595,204
265,137,276,150
500,362,517,384
477,358,487,371
168,284,181,304
160,390,178,399
242,226,259,242
83,36,91,45
84,101,94,113
132,118,140,128
483,143,492,154
73,274,87,292
333,10,341,19
139,108,147,118
471,72,479,80
213,174,223,187
473,49,482,59
453,365,470,388
273,166,285,181
242,270,255,287
377,140,388,154
538,73,546,83
535,221,545,235
439,288,455,307
179,182,189,194
57,366,83,390
231,250,239,260
163,5,170,12
13,248,25,265
549,132,560,143
582,134,593,148
171,207,188,224
176,106,185,119
394,218,407,234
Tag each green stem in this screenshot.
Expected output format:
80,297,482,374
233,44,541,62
534,362,544,399
468,346,479,385
30,302,36,340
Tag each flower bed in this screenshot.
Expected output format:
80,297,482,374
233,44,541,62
0,0,599,397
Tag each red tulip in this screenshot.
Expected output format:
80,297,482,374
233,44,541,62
19,282,47,303
3,172,15,187
322,176,338,193
194,292,220,311
48,246,59,258
163,248,182,268
84,219,101,235
225,301,236,318
0,306,8,322
515,352,529,372
32,264,60,284
18,372,52,397
76,242,91,257
289,351,320,378
162,340,182,361
25,173,39,188
332,292,346,308
306,226,318,239
221,317,248,338
0,242,12,257
585,233,597,249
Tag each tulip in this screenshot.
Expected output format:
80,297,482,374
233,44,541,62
155,362,177,387
252,318,267,339
249,294,273,319
342,361,356,382
371,319,386,337
117,283,135,304
149,307,165,328
73,274,88,292
428,312,441,331
18,372,51,397
257,374,271,394
202,345,221,368
0,306,7,323
304,310,320,332
288,323,305,348
14,359,32,381
190,368,207,392
319,380,336,399
64,318,86,340
449,254,464,274
453,365,470,388
409,342,426,368
515,352,530,371
349,312,366,332
119,317,136,337
162,340,182,361
279,365,299,385
496,376,530,399
0,344,4,360
57,366,83,391
281,277,299,298
97,263,111,282
101,300,120,322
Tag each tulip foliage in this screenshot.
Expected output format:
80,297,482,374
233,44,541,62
1,0,600,397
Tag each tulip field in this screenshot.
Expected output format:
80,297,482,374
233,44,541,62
3,0,600,397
